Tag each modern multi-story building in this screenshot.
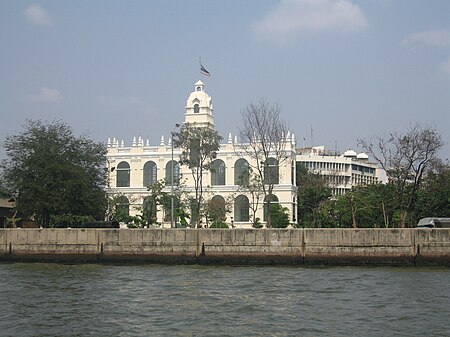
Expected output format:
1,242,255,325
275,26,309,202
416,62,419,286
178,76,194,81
296,146,382,196
106,81,298,227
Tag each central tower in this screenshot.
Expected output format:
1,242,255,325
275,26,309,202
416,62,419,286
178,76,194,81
184,80,215,128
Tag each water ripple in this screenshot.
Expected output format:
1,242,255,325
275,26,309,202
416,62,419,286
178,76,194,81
1,264,449,336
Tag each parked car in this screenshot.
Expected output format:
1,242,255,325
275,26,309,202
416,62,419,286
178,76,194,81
416,218,450,228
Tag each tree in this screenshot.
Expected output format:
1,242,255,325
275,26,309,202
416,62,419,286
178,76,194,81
413,159,450,222
358,124,443,227
296,164,332,227
173,123,222,227
0,120,107,227
238,99,290,227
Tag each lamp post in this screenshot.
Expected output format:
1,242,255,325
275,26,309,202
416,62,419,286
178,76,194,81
171,123,180,228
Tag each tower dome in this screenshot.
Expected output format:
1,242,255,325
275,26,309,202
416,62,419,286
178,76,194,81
184,80,214,128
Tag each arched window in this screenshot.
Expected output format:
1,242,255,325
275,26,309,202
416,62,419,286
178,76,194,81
143,161,157,187
234,158,249,185
264,158,279,185
116,161,130,187
165,160,180,186
263,194,279,221
194,103,200,113
115,195,129,217
234,195,249,222
211,159,225,186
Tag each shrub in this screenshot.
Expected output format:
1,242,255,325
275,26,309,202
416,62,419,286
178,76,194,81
50,214,95,228
270,204,290,228
252,217,263,228
210,221,229,228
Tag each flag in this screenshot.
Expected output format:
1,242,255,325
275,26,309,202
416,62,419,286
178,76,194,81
200,64,210,76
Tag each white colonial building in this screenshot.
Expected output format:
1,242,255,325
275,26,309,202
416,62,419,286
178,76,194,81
296,146,383,196
106,81,298,227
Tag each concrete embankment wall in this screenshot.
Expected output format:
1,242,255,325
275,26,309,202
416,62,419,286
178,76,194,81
1,228,449,266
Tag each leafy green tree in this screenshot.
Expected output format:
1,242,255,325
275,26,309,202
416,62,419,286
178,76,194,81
296,164,332,227
173,123,222,227
1,120,107,227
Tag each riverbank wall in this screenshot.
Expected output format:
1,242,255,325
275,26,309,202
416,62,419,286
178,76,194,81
1,228,449,266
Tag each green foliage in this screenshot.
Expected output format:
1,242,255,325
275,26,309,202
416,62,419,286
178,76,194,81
108,195,130,222
296,164,332,227
175,125,222,170
270,204,290,228
334,184,398,228
174,207,190,227
50,214,95,228
413,161,450,222
210,221,229,228
124,215,146,228
1,120,107,227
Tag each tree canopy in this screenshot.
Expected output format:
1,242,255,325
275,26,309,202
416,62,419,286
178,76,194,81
1,120,107,227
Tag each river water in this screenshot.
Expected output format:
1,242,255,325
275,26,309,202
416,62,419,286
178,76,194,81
1,263,449,337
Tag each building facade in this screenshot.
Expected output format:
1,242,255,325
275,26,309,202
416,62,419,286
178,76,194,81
296,146,382,196
106,81,298,227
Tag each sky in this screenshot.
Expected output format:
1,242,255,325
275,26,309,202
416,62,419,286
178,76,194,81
1,0,449,161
